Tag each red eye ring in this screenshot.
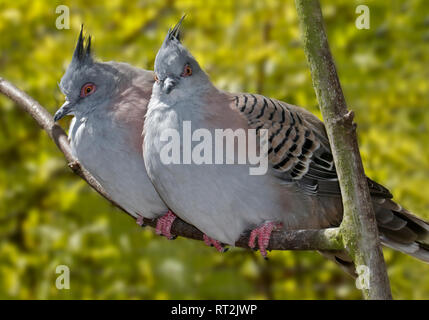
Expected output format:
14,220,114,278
181,64,192,77
80,83,96,97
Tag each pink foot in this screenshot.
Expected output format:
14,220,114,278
156,210,177,240
248,222,282,258
203,234,227,253
136,215,144,226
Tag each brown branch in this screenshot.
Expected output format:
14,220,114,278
0,76,343,252
295,0,392,299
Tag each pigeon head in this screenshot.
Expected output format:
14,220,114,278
153,15,209,96
54,26,122,121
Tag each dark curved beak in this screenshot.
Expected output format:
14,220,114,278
162,77,177,94
54,101,73,122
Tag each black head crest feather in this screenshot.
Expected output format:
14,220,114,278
73,24,93,63
168,14,186,42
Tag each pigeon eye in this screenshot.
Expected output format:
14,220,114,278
181,64,192,77
80,83,96,97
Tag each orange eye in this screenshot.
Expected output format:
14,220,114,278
154,74,159,82
80,83,96,97
181,64,192,77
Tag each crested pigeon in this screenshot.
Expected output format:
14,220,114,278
143,18,429,265
53,26,179,239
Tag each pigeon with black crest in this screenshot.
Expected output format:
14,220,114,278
143,17,429,268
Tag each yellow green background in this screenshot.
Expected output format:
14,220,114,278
0,0,428,299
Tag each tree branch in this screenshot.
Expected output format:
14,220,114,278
0,76,343,252
295,0,392,299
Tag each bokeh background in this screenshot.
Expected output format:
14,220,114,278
0,0,428,299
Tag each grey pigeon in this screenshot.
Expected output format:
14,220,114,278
54,26,178,238
144,18,429,264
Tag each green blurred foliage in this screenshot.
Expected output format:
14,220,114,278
0,0,428,299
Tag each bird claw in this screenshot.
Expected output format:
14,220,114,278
155,210,177,240
203,234,227,253
136,215,145,227
248,221,282,258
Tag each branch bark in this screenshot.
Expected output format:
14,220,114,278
295,0,392,299
0,76,343,252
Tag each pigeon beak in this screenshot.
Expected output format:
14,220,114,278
163,77,177,94
54,101,73,122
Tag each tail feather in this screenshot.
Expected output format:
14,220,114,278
374,199,429,263
319,198,429,276
318,250,357,278
381,235,429,262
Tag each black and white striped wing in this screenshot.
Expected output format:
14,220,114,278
232,93,392,198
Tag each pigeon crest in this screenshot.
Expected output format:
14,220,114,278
167,14,186,42
72,25,93,67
